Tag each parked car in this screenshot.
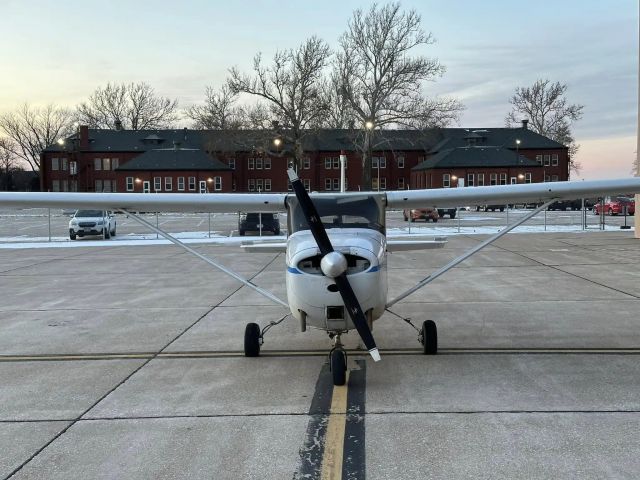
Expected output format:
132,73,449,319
239,212,281,235
69,210,116,240
548,200,583,211
476,205,505,212
403,208,439,222
437,208,457,219
593,196,635,216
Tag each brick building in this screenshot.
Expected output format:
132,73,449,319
40,122,569,193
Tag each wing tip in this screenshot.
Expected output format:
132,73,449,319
369,348,381,362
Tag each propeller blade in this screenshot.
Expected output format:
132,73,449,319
287,169,381,362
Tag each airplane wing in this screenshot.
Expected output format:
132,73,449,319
386,178,640,209
0,192,288,213
1,177,639,212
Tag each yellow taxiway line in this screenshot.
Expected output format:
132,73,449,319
321,371,350,480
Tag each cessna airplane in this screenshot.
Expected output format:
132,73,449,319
1,174,640,385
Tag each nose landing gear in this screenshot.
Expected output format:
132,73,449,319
243,314,289,357
329,333,347,386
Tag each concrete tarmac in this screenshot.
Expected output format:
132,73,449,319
1,231,640,479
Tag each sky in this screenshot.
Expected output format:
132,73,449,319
1,0,637,179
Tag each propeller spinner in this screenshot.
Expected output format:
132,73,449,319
287,169,381,362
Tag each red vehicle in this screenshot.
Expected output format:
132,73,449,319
593,196,635,216
403,208,439,222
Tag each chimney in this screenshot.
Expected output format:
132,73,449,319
79,125,89,149
521,119,529,130
114,119,123,131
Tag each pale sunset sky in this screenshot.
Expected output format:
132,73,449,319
1,0,637,179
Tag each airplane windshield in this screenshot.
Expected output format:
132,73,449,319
287,195,385,234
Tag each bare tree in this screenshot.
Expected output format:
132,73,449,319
228,36,331,170
0,138,20,190
184,84,246,129
0,103,73,172
76,82,179,130
336,2,463,189
506,79,584,174
317,72,357,129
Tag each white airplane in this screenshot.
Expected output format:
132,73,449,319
1,173,640,385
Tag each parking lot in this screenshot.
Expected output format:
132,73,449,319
0,211,639,479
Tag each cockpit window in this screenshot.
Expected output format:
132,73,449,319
287,194,385,234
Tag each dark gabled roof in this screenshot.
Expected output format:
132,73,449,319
427,127,565,153
413,146,542,171
43,126,566,154
116,148,231,171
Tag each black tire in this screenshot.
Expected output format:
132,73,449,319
69,232,76,240
410,217,415,223
330,349,347,386
244,322,261,357
403,215,408,221
499,207,505,212
450,212,456,219
608,208,614,216
433,218,438,223
239,230,245,236
111,225,116,236
421,320,438,355
104,227,110,239
274,229,280,235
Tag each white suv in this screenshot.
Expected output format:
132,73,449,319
69,210,117,240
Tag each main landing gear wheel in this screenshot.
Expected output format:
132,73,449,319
244,322,261,357
421,319,438,355
330,348,347,386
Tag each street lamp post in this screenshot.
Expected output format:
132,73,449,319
365,120,374,191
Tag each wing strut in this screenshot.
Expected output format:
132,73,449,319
386,200,555,307
119,210,289,309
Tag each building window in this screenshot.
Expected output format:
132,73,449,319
477,173,485,186
303,179,310,190
61,158,68,171
544,155,550,166
333,178,340,190
103,158,111,170
255,157,263,170
154,177,162,192
51,158,59,171
103,179,112,192
544,174,550,182
165,177,172,191
500,173,507,185
188,177,196,191
61,180,68,192
525,173,532,184
177,177,185,191
228,158,235,170
490,173,497,185
325,157,332,169
248,179,255,191
536,155,543,165
551,175,559,182
70,180,77,192
256,178,264,191
380,177,387,190
325,178,332,190
551,154,558,166
52,180,60,192
69,161,77,175
264,178,271,191
372,178,379,190
95,179,103,192
94,158,102,171
398,178,405,189
126,177,134,191
332,157,340,169
467,174,474,187
112,158,119,170
380,157,386,168
443,173,450,188
214,176,222,191
264,158,271,170
397,156,405,168
372,157,378,169
248,158,255,170
303,157,310,169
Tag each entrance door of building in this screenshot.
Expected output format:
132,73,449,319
199,181,207,193
143,181,150,193
510,177,517,184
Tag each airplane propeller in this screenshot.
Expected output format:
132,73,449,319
287,169,381,362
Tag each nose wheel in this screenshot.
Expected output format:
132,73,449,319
421,320,438,355
329,333,347,386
